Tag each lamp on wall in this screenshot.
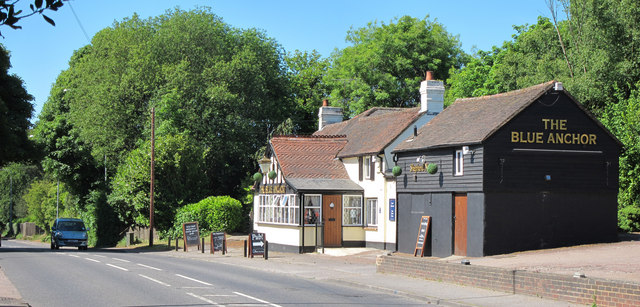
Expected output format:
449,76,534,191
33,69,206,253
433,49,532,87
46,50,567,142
416,155,427,164
258,156,272,174
462,146,474,155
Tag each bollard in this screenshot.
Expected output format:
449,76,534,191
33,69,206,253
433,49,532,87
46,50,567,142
265,241,268,260
201,237,204,253
244,240,247,257
168,237,171,249
175,237,179,251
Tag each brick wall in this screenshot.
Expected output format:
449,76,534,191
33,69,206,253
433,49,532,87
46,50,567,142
377,255,640,307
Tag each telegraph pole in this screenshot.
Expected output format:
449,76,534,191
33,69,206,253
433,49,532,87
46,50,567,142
149,107,155,247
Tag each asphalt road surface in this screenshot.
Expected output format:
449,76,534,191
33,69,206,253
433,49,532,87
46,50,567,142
0,240,432,306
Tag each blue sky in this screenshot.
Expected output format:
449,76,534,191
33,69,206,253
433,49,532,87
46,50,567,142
1,0,554,121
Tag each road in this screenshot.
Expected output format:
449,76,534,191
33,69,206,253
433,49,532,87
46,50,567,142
0,240,431,306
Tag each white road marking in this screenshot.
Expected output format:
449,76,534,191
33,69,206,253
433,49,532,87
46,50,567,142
175,274,212,286
111,257,130,263
106,263,129,271
204,294,236,297
137,263,162,271
68,254,80,258
84,257,100,263
138,274,170,287
92,255,107,258
186,292,222,306
234,291,282,307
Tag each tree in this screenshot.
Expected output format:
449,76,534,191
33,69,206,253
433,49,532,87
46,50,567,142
285,50,330,133
0,0,65,37
0,44,34,166
108,133,210,233
0,162,41,230
324,15,466,116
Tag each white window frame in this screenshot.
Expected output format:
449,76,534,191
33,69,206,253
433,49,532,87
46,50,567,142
303,194,322,225
257,194,299,225
455,150,464,176
365,198,378,226
364,156,372,180
343,195,363,226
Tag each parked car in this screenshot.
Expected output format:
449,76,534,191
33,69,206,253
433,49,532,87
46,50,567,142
51,218,89,250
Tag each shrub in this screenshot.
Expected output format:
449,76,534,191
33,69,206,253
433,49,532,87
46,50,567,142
171,196,243,237
618,206,640,232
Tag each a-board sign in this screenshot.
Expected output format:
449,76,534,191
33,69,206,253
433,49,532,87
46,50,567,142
414,216,431,257
182,222,200,252
249,232,265,257
210,232,226,255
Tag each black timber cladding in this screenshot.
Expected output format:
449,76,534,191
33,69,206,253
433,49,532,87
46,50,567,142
393,82,622,257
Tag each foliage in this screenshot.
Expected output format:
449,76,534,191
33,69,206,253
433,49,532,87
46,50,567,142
108,133,210,233
600,86,640,231
81,189,123,247
0,0,64,37
285,50,330,133
325,15,466,117
0,44,34,166
0,163,41,227
171,196,243,238
392,165,402,177
23,177,80,233
427,163,438,175
252,172,262,182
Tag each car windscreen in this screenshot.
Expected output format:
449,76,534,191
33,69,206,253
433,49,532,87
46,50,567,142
58,221,85,231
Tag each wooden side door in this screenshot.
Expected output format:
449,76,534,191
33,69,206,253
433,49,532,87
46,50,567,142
322,194,342,247
454,194,468,256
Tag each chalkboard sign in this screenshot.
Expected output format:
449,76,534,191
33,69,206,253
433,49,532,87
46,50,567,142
414,216,431,257
210,232,226,255
182,222,200,252
249,232,265,257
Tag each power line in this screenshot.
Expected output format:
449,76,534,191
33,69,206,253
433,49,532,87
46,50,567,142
68,1,90,44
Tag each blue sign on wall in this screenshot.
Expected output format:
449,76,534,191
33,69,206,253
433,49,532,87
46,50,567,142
389,199,396,221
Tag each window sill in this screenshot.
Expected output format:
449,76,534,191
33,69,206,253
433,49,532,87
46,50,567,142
364,226,378,231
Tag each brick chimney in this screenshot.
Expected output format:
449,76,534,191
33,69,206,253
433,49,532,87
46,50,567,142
318,99,343,131
419,71,444,114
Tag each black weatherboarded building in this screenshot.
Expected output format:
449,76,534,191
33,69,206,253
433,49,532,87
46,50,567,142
393,81,622,257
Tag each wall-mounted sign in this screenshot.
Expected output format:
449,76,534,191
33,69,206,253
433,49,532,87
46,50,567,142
409,164,426,172
389,199,396,221
259,185,285,194
510,118,597,145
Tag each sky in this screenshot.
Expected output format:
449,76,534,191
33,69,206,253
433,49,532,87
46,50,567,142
1,0,555,122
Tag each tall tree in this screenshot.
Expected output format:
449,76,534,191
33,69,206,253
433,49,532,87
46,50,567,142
325,15,466,116
285,50,330,133
0,44,34,166
0,0,65,37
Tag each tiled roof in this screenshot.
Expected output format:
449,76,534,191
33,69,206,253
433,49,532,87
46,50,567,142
394,81,556,152
270,136,350,179
314,107,422,158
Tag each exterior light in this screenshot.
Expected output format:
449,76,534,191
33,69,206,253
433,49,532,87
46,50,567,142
258,156,271,174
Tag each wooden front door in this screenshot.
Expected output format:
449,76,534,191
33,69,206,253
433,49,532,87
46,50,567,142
454,194,468,256
322,194,342,247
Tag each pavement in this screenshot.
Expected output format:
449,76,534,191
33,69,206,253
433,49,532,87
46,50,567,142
1,234,639,306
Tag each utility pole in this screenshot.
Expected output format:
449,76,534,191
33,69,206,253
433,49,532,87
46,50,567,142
56,179,59,220
8,175,12,236
149,107,155,247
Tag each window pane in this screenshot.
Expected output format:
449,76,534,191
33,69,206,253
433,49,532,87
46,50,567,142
343,195,362,225
304,195,321,225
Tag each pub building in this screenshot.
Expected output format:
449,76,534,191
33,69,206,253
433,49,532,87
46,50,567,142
252,74,445,253
392,81,622,257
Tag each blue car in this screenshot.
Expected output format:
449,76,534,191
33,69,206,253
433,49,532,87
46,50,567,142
51,218,89,250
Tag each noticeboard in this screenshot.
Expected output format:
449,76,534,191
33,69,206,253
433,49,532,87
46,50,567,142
210,232,226,255
389,199,396,221
182,222,200,252
249,232,265,257
414,216,431,257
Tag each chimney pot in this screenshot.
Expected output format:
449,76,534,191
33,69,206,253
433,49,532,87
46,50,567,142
322,99,329,107
426,71,434,81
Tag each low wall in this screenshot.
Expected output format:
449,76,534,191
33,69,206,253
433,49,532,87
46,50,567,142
376,255,640,307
